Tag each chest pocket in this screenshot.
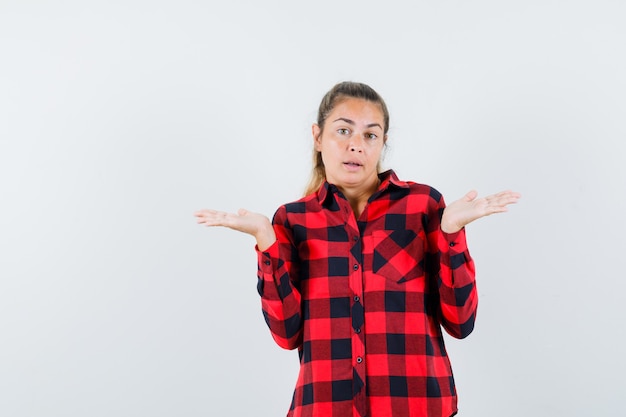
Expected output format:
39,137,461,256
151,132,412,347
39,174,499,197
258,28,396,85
371,229,425,283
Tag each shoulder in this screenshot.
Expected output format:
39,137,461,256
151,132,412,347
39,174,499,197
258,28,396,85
391,175,444,205
279,193,318,214
382,170,443,202
408,182,444,203
272,193,320,224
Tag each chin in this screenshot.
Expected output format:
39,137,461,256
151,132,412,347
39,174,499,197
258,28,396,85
338,178,366,188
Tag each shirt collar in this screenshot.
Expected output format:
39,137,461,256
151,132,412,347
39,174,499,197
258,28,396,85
378,169,410,191
317,169,409,206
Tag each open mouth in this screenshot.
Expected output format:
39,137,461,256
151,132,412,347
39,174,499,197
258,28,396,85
344,162,362,167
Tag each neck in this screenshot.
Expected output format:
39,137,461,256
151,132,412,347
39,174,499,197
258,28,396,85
337,177,380,218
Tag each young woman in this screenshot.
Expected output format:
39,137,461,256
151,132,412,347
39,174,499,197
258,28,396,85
195,81,520,417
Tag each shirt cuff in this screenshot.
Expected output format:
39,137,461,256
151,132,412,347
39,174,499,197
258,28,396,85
256,240,280,274
439,227,468,254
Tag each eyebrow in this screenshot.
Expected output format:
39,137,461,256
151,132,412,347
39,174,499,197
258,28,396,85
332,117,383,130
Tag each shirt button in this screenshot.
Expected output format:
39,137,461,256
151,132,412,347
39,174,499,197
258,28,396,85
449,242,456,247
355,328,361,334
264,260,271,265
353,236,359,241
353,295,360,302
353,264,359,271
356,357,363,364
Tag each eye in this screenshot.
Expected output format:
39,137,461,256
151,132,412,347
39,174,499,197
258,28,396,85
366,133,378,140
337,128,350,135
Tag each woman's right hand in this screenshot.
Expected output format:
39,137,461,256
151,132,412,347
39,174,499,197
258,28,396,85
194,208,276,250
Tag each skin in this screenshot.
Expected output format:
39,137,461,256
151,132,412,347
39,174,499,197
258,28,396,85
195,98,521,250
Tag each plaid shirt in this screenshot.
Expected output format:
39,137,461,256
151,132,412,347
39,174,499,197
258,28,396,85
257,170,477,417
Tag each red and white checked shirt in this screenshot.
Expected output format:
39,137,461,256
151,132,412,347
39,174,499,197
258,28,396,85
256,170,477,417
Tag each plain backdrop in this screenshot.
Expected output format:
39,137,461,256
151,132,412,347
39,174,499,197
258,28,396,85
1,1,625,416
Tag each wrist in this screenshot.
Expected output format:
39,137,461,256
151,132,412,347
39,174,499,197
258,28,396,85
441,219,462,234
255,223,277,251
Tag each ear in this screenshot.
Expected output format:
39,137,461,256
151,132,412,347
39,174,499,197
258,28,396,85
312,124,322,151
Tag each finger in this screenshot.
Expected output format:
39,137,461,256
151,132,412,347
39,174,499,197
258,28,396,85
495,194,521,207
211,211,230,226
203,216,231,227
194,209,220,217
196,210,233,226
464,190,478,202
489,205,509,213
493,190,522,200
485,191,520,205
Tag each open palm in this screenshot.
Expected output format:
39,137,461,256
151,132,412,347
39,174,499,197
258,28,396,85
441,190,521,233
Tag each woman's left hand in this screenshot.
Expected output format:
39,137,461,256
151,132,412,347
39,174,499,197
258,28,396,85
441,190,521,234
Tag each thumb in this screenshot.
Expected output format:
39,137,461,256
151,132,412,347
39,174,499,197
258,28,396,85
464,190,478,202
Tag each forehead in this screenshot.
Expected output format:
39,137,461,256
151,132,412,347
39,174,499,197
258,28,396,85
329,98,385,126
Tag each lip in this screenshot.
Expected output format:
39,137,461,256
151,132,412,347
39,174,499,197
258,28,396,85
343,161,363,171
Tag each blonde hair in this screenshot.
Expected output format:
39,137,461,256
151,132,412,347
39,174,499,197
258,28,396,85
304,81,390,196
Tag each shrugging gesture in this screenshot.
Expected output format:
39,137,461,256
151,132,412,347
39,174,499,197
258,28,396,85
194,81,521,417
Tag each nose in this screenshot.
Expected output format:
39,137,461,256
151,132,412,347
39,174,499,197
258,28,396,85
349,135,364,153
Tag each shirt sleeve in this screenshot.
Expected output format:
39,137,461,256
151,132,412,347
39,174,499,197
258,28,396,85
428,194,478,339
256,206,303,350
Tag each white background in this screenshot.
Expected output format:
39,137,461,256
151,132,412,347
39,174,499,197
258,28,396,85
1,1,624,416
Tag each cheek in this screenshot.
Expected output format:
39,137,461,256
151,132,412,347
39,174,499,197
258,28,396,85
322,139,342,154
366,143,384,159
